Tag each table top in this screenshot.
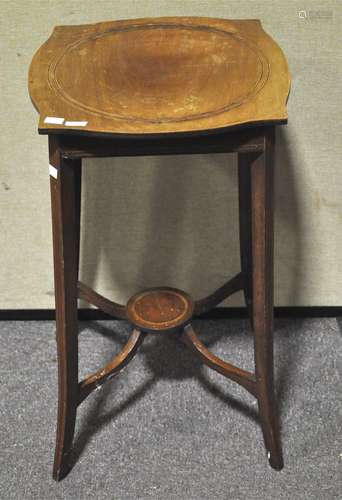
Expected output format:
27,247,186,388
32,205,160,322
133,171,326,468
28,17,290,137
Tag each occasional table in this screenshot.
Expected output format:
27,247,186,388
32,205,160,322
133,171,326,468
29,17,291,480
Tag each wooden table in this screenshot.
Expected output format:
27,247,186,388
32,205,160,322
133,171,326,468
29,17,291,481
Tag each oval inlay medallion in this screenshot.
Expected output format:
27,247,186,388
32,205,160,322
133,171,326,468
126,287,194,332
48,24,269,123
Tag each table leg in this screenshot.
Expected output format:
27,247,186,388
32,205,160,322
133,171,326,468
238,152,253,327
74,159,82,282
49,137,79,480
251,128,283,470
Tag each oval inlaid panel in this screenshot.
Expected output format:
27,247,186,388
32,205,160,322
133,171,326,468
49,24,269,123
126,287,194,332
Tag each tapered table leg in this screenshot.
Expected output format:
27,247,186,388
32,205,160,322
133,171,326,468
238,152,253,326
74,159,82,281
49,136,80,481
251,127,283,470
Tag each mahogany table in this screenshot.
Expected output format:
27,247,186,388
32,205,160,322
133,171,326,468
29,17,291,481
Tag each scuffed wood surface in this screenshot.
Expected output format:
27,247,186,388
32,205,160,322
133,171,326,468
29,17,290,136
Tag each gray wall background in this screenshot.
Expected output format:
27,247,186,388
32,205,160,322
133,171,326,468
1,0,341,309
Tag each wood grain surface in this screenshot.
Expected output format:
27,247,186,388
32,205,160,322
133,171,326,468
126,287,194,332
29,17,290,136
